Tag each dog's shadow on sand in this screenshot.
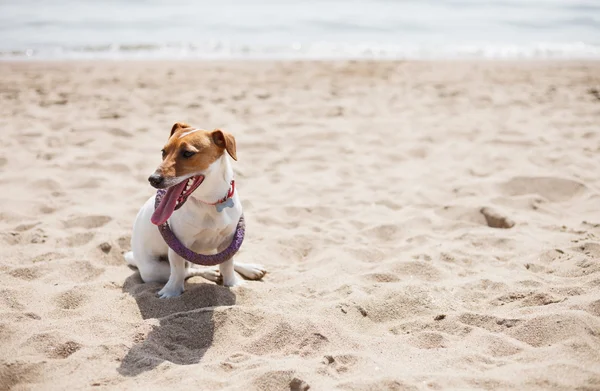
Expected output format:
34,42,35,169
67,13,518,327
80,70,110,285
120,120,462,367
118,271,236,377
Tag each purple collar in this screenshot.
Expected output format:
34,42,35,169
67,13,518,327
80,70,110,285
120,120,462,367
154,189,245,266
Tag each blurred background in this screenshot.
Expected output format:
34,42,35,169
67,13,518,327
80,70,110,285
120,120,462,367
1,0,599,59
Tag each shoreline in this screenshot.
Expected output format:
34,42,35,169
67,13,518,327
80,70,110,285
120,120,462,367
3,57,600,63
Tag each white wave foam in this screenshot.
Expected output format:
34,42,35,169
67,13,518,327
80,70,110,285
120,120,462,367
2,41,600,60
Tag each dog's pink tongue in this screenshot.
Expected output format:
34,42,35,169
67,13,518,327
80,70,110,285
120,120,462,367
151,181,187,226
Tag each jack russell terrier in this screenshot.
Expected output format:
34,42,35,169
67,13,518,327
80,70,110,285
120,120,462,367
124,122,266,298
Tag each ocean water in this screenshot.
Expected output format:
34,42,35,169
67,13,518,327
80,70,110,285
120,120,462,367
1,0,599,60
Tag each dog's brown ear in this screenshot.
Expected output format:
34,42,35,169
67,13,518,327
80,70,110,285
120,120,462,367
170,122,191,137
212,129,237,161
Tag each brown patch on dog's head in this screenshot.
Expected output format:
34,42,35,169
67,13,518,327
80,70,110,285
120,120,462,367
151,123,237,185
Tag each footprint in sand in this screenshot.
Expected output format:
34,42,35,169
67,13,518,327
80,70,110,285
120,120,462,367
49,341,81,359
390,318,472,338
520,293,562,307
63,215,112,229
436,205,516,229
362,273,400,283
220,353,252,371
500,176,587,202
39,205,56,214
435,205,488,226
31,252,66,263
322,353,360,375
458,313,523,333
8,267,43,281
0,232,21,246
505,314,597,348
32,178,62,191
490,291,562,307
75,178,102,189
23,332,81,359
0,228,47,245
573,242,600,258
116,235,131,251
13,222,40,232
225,352,251,364
392,261,443,282
61,260,105,283
54,289,88,310
60,232,95,247
356,291,433,323
107,127,133,138
484,335,524,357
252,370,298,391
586,300,600,317
107,163,130,173
0,362,43,390
1,288,26,311
0,323,14,342
363,224,403,242
336,379,414,391
26,229,48,244
409,331,447,349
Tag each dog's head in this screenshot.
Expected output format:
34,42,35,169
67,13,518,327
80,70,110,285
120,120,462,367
148,122,237,225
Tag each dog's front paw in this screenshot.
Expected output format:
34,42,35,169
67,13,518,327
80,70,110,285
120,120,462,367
235,263,267,281
243,264,267,280
158,284,184,298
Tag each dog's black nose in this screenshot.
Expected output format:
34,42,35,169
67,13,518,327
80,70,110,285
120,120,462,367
148,174,164,188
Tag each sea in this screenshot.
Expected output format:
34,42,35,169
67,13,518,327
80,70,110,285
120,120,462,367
1,0,599,60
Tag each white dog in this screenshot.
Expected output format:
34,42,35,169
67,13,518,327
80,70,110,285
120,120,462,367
124,122,266,298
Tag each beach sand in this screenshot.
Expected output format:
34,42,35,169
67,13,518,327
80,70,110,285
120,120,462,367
1,60,600,390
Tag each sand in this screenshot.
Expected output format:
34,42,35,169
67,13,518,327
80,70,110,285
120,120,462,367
1,60,600,390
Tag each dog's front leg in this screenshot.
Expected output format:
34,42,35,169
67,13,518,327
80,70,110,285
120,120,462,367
158,248,186,298
219,257,242,287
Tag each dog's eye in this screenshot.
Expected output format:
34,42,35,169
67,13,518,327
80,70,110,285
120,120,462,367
182,150,195,159
161,149,166,157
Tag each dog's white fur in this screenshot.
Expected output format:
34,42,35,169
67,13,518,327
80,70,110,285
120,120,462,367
125,151,265,298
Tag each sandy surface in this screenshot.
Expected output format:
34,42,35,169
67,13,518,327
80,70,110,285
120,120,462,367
1,60,600,390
